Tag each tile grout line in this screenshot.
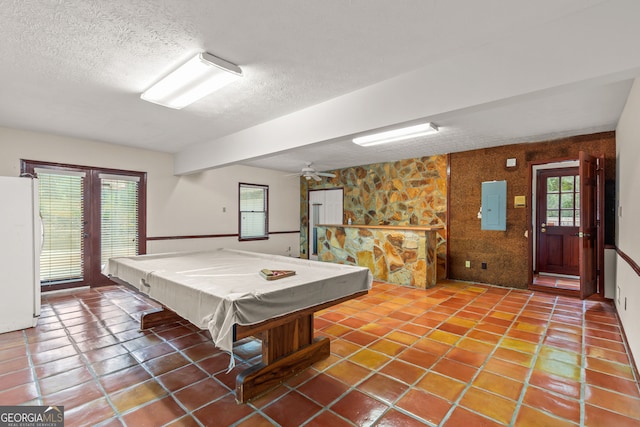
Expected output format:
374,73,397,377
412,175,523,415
46,289,193,426
302,287,416,426
580,299,587,427
51,290,228,425
611,303,640,395
296,285,441,426
403,285,538,425
507,293,561,426
22,327,44,405
353,286,471,425
245,288,401,427
354,283,522,426
107,309,242,426
90,287,250,426
30,284,519,426
418,286,520,426
139,325,208,427
360,286,466,424
580,301,640,422
15,282,640,426
440,287,538,427
65,291,127,425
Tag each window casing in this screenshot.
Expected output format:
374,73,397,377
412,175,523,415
239,183,268,240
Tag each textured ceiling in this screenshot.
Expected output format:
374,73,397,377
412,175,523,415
0,0,638,175
243,79,632,173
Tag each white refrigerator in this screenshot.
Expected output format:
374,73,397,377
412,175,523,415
0,176,41,333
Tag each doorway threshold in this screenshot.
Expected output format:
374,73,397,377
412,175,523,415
530,274,580,297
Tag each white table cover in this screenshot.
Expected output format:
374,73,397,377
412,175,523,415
104,249,372,367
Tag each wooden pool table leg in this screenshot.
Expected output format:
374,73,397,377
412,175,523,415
139,306,183,330
235,314,330,403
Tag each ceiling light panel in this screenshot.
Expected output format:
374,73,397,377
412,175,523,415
141,52,242,109
353,122,439,147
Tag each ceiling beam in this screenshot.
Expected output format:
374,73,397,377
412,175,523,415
174,0,640,175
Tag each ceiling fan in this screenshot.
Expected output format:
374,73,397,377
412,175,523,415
292,162,336,181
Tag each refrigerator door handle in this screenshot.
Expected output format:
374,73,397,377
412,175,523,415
39,213,44,254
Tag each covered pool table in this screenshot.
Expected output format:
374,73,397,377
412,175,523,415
104,249,372,402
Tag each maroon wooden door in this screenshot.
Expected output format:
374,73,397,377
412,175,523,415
22,160,146,290
536,168,580,276
579,152,599,299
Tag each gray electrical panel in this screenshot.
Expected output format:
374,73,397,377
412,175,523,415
481,181,507,231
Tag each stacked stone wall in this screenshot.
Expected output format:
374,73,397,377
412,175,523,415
301,155,447,280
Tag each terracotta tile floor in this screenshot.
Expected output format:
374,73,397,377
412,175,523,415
533,274,581,291
1,280,639,426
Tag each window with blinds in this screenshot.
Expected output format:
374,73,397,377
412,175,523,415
239,183,268,240
100,174,140,269
36,169,86,283
22,160,145,289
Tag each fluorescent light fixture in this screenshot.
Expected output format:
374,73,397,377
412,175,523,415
141,52,242,109
352,122,439,147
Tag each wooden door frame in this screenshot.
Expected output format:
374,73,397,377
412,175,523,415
535,167,581,277
594,153,606,300
578,152,600,299
527,156,605,299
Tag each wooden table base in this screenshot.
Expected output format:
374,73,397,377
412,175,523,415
236,336,330,402
137,290,367,403
140,306,183,330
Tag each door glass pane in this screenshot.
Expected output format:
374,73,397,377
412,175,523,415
37,172,85,283
560,193,574,209
547,194,559,209
574,175,580,227
560,209,574,226
561,176,574,191
546,210,559,226
547,177,559,193
101,176,139,270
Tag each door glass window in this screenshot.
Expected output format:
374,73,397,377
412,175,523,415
24,160,146,289
561,176,574,192
35,168,86,283
545,175,580,226
100,174,140,270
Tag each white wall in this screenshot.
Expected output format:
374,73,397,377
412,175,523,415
0,126,300,257
614,78,640,365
